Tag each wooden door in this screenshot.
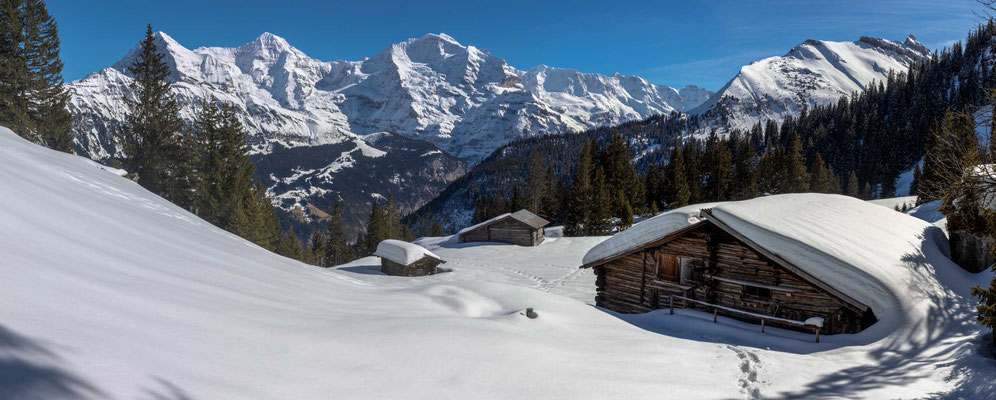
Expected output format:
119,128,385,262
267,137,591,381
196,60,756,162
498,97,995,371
659,254,679,282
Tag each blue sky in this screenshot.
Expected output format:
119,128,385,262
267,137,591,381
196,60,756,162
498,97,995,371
50,0,979,91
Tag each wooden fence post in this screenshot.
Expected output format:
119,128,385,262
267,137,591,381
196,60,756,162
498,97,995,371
814,327,820,343
669,295,674,315
761,319,765,333
713,308,718,323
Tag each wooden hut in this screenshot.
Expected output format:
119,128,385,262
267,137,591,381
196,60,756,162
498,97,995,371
373,239,445,277
457,209,549,246
581,209,875,335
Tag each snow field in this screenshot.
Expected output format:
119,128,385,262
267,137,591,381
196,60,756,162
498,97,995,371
2,128,993,399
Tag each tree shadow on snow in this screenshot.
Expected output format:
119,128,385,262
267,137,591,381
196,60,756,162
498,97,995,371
142,376,196,400
0,323,105,400
771,230,995,399
336,264,385,275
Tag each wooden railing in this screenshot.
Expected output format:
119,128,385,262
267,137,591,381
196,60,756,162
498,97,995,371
669,295,822,343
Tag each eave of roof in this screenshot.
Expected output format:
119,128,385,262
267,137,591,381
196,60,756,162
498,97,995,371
580,221,708,269
458,210,549,236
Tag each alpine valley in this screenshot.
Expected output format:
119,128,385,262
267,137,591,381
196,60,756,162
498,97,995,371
67,31,929,236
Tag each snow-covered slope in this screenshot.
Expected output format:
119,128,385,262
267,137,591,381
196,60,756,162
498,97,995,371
0,126,732,399
692,35,931,132
69,31,710,165
1,129,993,398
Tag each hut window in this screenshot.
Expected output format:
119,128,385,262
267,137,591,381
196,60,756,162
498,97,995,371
678,258,698,284
658,254,679,281
744,285,771,299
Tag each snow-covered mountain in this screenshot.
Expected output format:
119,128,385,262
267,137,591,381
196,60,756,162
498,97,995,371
67,31,710,232
692,35,931,132
69,31,710,164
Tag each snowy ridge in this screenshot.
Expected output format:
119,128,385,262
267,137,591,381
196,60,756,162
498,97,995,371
692,35,931,133
69,31,711,164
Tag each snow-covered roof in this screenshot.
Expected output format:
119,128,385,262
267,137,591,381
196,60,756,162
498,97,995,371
581,202,722,265
584,194,955,322
457,209,549,235
373,239,443,265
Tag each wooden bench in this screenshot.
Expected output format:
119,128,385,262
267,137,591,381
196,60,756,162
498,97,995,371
669,295,822,342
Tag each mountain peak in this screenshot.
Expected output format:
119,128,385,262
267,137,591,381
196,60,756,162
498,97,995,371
153,31,180,46
254,32,290,48
415,32,462,46
904,34,929,54
242,31,293,54
111,30,192,78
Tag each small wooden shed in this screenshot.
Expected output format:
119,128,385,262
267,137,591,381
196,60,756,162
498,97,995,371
457,209,549,246
373,239,445,277
581,208,876,335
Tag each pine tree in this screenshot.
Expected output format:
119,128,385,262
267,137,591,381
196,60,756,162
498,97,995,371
363,200,385,254
845,171,860,198
324,203,349,267
385,193,402,240
308,230,326,267
525,150,548,214
730,134,759,200
910,163,921,198
665,141,691,208
192,97,222,220
828,171,843,194
0,0,30,135
757,144,783,195
428,220,444,237
589,166,612,235
277,229,304,261
118,25,185,200
245,182,281,251
918,120,943,202
565,141,594,236
808,154,832,193
924,109,981,210
785,132,809,193
616,190,633,231
703,130,732,201
683,143,703,203
0,0,71,151
645,163,667,211
971,268,996,346
22,0,70,151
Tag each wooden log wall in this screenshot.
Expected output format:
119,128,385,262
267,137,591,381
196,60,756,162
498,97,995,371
592,223,865,334
459,218,542,246
488,218,541,246
381,257,441,277
459,225,490,243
